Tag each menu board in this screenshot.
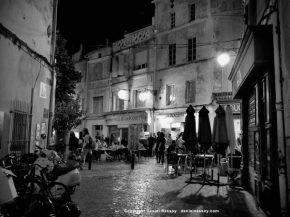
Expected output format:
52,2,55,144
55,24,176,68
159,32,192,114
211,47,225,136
128,125,142,150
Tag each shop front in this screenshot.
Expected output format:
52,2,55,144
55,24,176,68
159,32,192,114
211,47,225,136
155,112,185,140
105,111,150,144
229,26,280,216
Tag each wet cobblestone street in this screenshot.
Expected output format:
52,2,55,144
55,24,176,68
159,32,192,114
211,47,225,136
72,158,232,217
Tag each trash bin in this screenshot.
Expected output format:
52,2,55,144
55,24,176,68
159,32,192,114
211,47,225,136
100,154,106,162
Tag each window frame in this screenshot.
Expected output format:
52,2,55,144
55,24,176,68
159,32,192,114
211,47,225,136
112,92,124,111
133,90,146,108
170,12,175,28
169,43,176,66
185,80,196,103
189,4,196,22
188,38,196,62
93,96,103,114
166,84,175,105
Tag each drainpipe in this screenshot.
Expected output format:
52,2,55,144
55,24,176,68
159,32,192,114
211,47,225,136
272,7,289,217
47,0,58,146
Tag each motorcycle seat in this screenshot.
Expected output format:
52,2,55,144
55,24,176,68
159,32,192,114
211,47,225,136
66,160,80,169
49,162,75,177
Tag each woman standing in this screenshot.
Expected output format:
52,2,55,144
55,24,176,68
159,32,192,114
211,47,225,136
155,132,160,163
81,128,91,170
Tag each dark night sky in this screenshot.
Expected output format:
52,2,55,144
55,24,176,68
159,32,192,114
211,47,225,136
57,0,155,55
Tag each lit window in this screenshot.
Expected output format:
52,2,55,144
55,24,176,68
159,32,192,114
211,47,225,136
134,90,145,108
166,85,175,105
185,80,196,103
169,44,176,66
188,38,196,61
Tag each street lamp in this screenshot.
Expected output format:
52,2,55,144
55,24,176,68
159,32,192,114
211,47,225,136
139,92,149,102
217,53,230,67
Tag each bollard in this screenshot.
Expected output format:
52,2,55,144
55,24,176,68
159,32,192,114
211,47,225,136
131,151,135,170
88,149,92,170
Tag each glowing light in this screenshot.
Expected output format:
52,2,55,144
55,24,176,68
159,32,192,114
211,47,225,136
118,90,127,99
217,53,230,67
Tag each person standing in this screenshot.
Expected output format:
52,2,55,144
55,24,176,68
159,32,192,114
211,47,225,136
81,128,92,170
165,134,173,151
157,132,166,164
147,133,155,157
155,132,161,163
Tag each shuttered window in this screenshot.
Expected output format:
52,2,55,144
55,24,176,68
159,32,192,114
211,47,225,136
119,55,124,75
185,80,196,103
171,13,175,28
93,96,103,113
189,4,195,21
112,56,119,77
135,50,148,70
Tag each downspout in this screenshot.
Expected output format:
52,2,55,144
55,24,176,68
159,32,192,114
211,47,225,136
152,0,158,134
47,0,58,146
272,5,289,217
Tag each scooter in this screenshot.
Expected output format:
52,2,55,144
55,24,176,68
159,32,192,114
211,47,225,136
33,144,81,195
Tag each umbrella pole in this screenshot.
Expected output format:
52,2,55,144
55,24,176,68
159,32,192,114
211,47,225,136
203,146,206,183
217,154,220,194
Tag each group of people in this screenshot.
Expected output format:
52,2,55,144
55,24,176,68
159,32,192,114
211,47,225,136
147,132,187,165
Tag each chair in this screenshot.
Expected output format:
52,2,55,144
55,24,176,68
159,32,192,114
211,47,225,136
165,153,179,177
227,155,242,187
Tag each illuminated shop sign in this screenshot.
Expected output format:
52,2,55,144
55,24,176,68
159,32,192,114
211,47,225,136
106,112,147,125
166,113,184,118
220,103,240,113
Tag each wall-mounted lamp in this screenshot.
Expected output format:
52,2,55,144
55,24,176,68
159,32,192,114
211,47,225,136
118,89,130,101
217,48,239,67
137,88,157,102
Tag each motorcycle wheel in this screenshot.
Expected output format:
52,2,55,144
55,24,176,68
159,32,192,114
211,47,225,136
47,182,71,204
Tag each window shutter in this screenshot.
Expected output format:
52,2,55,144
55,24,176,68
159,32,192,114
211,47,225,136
185,82,188,103
103,59,109,78
112,57,118,77
135,50,147,66
119,55,124,75
166,85,170,105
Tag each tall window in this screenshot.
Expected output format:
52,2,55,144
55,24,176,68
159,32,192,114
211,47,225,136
133,90,145,108
189,4,195,21
188,38,196,61
169,44,176,66
170,13,175,28
93,96,103,113
113,92,124,111
185,80,196,103
166,85,175,105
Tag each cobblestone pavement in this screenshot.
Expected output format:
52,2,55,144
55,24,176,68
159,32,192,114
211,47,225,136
72,157,233,217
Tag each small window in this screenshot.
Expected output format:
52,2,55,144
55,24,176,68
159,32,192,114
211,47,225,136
169,44,176,66
189,4,195,21
98,53,102,58
188,38,196,61
166,85,175,105
93,96,103,113
185,80,196,103
170,13,175,28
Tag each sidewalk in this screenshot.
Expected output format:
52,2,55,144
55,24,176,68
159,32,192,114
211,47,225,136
71,157,267,217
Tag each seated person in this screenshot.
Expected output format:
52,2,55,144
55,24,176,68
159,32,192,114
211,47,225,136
167,140,177,153
176,142,187,154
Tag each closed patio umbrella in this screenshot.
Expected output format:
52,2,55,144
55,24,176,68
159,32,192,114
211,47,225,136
182,105,197,153
225,105,236,154
212,105,228,154
198,106,212,152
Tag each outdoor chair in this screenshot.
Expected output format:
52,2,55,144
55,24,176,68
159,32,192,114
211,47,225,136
165,153,179,177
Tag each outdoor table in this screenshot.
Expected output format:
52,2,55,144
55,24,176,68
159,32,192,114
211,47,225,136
137,148,148,160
